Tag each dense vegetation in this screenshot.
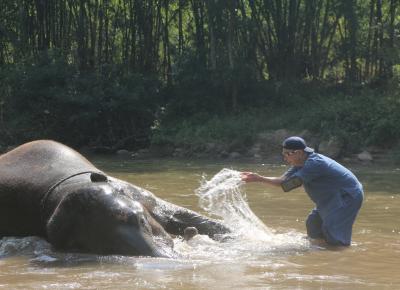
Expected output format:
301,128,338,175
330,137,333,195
0,0,399,154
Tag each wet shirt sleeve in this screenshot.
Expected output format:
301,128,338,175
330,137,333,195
283,166,300,179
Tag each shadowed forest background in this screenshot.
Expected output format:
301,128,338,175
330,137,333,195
0,0,400,157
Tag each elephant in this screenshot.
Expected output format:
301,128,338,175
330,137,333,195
0,140,230,257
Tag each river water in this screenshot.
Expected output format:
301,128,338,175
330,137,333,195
1,157,399,289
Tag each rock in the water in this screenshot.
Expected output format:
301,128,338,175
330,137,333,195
357,151,373,162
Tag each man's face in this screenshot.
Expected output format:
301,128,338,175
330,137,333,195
282,149,304,166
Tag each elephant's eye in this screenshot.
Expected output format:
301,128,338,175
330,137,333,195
139,216,152,233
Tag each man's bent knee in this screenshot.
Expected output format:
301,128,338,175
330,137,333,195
306,212,324,239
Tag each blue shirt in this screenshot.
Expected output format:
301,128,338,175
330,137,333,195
285,153,363,219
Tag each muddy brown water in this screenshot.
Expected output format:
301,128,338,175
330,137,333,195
0,157,399,289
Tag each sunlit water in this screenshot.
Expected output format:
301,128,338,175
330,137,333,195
1,158,399,289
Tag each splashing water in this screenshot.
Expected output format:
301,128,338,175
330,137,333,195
0,236,51,258
185,168,310,258
196,168,274,239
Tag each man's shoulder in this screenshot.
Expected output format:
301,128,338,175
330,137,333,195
308,152,339,164
303,153,337,172
305,152,328,164
308,152,353,174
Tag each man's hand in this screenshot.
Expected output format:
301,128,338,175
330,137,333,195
240,172,263,183
241,172,283,187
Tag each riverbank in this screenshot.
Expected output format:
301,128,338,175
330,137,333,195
1,127,399,166
1,81,399,164
75,128,400,166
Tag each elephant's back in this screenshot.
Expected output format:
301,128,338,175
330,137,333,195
0,140,97,192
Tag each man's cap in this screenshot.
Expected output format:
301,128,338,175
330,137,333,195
282,136,314,153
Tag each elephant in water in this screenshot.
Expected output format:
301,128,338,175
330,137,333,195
0,140,230,257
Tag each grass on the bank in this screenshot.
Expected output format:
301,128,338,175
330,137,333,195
152,88,400,155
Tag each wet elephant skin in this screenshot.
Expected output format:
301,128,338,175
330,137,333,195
0,140,230,257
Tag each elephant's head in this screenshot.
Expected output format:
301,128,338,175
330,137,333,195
45,178,175,257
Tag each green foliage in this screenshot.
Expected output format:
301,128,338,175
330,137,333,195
0,52,161,148
299,89,400,150
0,0,400,153
153,82,400,154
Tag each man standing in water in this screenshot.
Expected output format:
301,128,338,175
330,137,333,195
241,136,364,246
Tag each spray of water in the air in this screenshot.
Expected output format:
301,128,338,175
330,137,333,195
196,168,275,240
176,168,310,259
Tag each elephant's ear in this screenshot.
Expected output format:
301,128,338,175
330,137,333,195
46,194,82,250
90,172,108,183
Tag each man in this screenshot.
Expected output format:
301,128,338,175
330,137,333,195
241,136,363,246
